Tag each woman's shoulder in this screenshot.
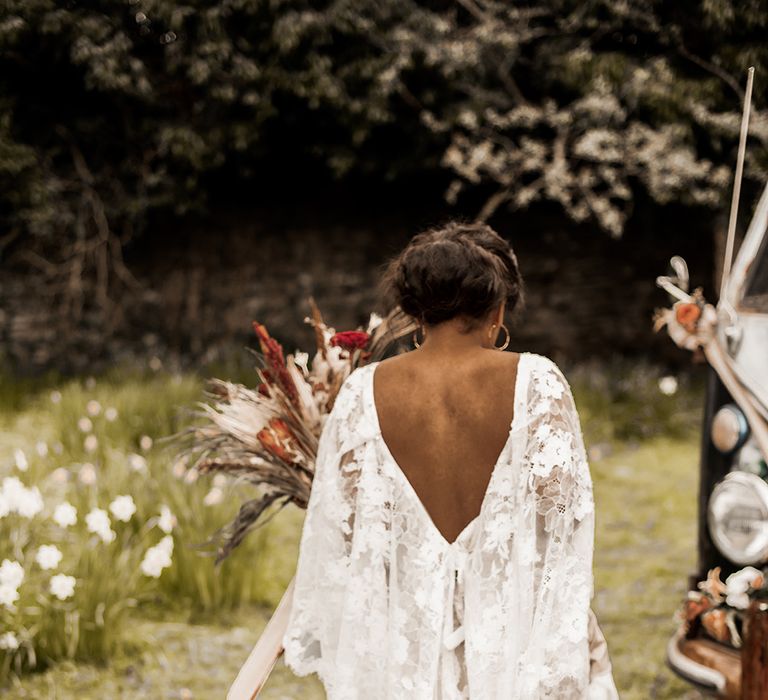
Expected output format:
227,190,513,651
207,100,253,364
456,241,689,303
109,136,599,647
332,365,371,409
524,351,561,379
341,362,376,396
525,351,570,377
523,352,577,405
329,362,382,430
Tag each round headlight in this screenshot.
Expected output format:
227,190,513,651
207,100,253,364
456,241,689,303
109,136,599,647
708,471,768,565
711,403,750,453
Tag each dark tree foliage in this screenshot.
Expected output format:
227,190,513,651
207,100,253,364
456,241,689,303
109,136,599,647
0,0,765,316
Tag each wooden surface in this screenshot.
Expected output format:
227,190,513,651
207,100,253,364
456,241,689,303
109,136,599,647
741,601,768,700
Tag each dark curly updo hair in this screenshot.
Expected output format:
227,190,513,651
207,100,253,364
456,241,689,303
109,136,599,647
378,220,525,333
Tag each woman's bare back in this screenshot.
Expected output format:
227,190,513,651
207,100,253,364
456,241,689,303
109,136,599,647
371,349,522,544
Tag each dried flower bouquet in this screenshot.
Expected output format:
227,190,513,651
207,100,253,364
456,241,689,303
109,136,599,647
171,298,415,562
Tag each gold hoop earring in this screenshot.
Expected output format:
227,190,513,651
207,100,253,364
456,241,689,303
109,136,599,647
490,323,510,351
413,324,425,349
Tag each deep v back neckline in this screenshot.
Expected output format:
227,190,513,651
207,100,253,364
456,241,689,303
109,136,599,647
365,352,530,548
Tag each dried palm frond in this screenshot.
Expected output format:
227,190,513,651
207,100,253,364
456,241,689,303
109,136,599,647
168,299,415,563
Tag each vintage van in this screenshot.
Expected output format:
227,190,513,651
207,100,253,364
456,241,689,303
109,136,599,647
660,182,768,697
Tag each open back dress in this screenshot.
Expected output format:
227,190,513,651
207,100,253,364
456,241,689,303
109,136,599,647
282,352,615,699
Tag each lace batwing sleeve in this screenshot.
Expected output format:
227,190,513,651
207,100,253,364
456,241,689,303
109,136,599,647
518,357,597,697
281,373,362,682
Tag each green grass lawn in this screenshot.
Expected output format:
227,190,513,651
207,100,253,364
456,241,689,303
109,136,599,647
0,355,709,698
592,436,704,699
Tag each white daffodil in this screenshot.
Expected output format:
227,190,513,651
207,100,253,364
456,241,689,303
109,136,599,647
0,560,24,589
140,536,174,578
3,479,44,519
79,463,97,485
77,417,93,433
13,448,28,472
2,476,25,502
157,505,176,534
49,574,76,601
18,486,43,519
86,399,101,416
50,390,62,404
35,545,63,571
157,535,173,556
35,441,48,457
98,528,116,544
139,435,153,451
50,467,69,484
127,453,147,472
658,376,678,396
0,631,19,650
203,487,223,507
0,585,19,609
85,507,110,533
83,435,99,453
109,495,136,522
53,502,77,528
104,407,118,422
85,508,116,543
140,550,167,578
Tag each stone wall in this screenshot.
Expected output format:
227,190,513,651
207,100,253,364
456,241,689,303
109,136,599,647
0,191,719,376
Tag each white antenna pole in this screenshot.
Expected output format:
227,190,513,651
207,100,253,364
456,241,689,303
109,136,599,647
720,66,755,300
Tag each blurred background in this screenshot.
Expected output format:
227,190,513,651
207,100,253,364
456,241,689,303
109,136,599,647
0,1,766,698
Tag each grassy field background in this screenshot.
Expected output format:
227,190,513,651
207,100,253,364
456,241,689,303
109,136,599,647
0,354,709,698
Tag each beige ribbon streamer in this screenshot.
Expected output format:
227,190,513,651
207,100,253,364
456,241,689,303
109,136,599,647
227,576,296,700
587,608,620,699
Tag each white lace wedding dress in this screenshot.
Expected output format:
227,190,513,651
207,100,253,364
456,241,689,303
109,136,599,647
282,352,619,699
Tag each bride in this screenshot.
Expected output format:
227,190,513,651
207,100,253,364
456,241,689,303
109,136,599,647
281,221,619,698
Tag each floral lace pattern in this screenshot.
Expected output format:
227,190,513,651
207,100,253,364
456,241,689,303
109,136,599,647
282,352,605,699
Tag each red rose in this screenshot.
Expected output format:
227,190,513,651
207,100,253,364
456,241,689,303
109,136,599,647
675,302,702,331
330,330,370,352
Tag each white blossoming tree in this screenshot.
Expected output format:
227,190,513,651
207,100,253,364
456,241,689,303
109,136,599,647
2,0,767,332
